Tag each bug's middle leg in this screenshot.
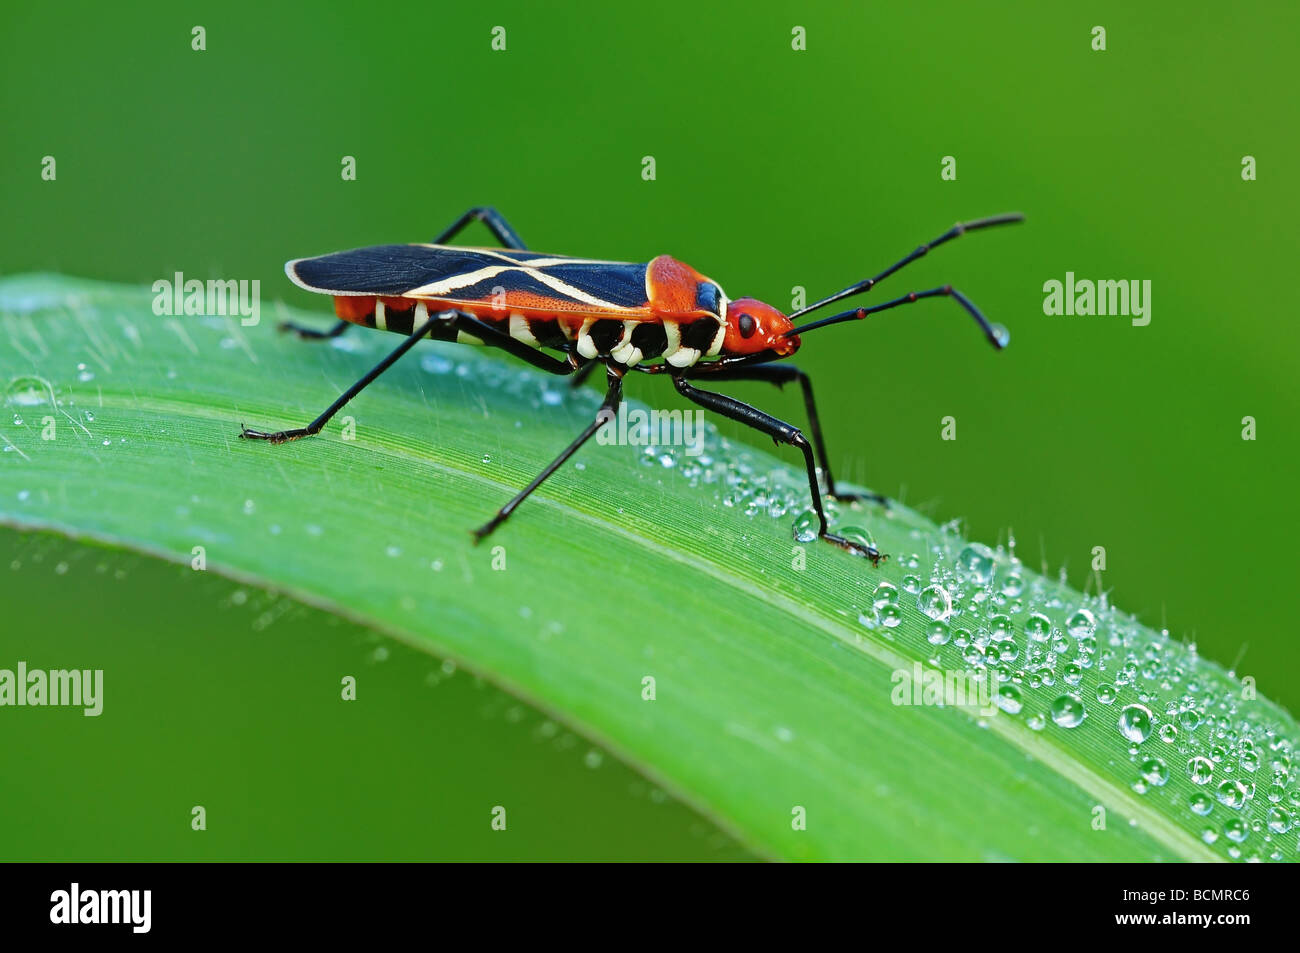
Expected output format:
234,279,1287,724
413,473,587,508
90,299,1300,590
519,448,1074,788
689,362,888,507
672,376,884,565
473,368,623,542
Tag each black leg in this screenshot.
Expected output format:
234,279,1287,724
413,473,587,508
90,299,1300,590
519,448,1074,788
474,369,623,541
281,207,530,341
280,319,351,341
241,310,575,443
569,359,600,389
672,377,885,565
688,362,887,506
432,206,527,250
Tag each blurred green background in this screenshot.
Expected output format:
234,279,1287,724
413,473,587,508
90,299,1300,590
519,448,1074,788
2,0,1296,857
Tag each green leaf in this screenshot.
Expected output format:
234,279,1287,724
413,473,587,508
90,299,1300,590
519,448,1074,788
2,275,1295,861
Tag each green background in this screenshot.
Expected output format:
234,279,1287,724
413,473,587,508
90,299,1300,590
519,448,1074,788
2,1,1296,858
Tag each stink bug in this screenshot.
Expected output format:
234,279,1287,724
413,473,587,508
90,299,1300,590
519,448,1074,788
241,206,1023,564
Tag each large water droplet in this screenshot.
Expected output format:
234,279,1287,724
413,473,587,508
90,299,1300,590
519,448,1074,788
1216,779,1248,809
917,584,952,621
1118,704,1153,743
792,509,818,543
956,544,995,584
1066,608,1096,639
1050,693,1087,728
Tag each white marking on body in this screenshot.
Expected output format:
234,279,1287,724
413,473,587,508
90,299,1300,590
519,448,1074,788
666,346,701,367
706,319,726,357
406,263,622,310
456,330,484,346
414,301,429,335
374,299,387,331
576,318,598,359
661,319,686,363
509,312,539,347
609,320,640,365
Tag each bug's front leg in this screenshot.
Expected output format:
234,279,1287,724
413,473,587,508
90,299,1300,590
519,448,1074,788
672,376,885,566
686,362,888,507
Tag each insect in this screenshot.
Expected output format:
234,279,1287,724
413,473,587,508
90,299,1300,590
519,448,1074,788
241,206,1023,564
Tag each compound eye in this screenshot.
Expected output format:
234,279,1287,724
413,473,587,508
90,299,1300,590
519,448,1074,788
737,312,757,339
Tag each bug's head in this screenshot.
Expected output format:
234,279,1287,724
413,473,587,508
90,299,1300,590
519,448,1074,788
723,298,799,358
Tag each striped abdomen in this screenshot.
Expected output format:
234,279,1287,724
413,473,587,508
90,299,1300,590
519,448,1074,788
332,296,724,368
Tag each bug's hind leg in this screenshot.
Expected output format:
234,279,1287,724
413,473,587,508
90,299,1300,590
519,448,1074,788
433,206,528,250
241,313,445,443
473,369,623,541
242,309,575,444
688,362,888,508
672,376,885,565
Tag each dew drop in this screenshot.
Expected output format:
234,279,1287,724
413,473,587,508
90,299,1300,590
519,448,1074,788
1139,757,1168,786
1050,693,1087,728
1189,792,1213,816
996,684,1023,715
1024,612,1052,642
917,584,952,621
1216,779,1248,809
1118,704,1153,743
956,544,995,584
1096,682,1116,705
1266,807,1292,834
1223,818,1248,843
792,509,818,543
838,525,876,552
1066,608,1096,639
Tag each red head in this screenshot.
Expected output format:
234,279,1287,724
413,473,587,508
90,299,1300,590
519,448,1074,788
722,297,800,358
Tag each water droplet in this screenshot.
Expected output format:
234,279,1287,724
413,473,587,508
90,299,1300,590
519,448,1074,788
926,621,951,645
792,509,818,543
1024,612,1052,642
879,604,902,628
1118,704,1153,743
1189,792,1213,815
917,584,952,621
996,684,1023,715
1159,723,1178,743
1139,757,1168,786
1178,708,1202,731
11,414,22,426
1266,807,1292,834
956,544,995,584
1050,693,1087,728
482,453,491,463
838,525,876,552
872,581,899,608
1096,682,1116,704
1067,608,1096,639
1222,818,1248,843
1216,779,1248,809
